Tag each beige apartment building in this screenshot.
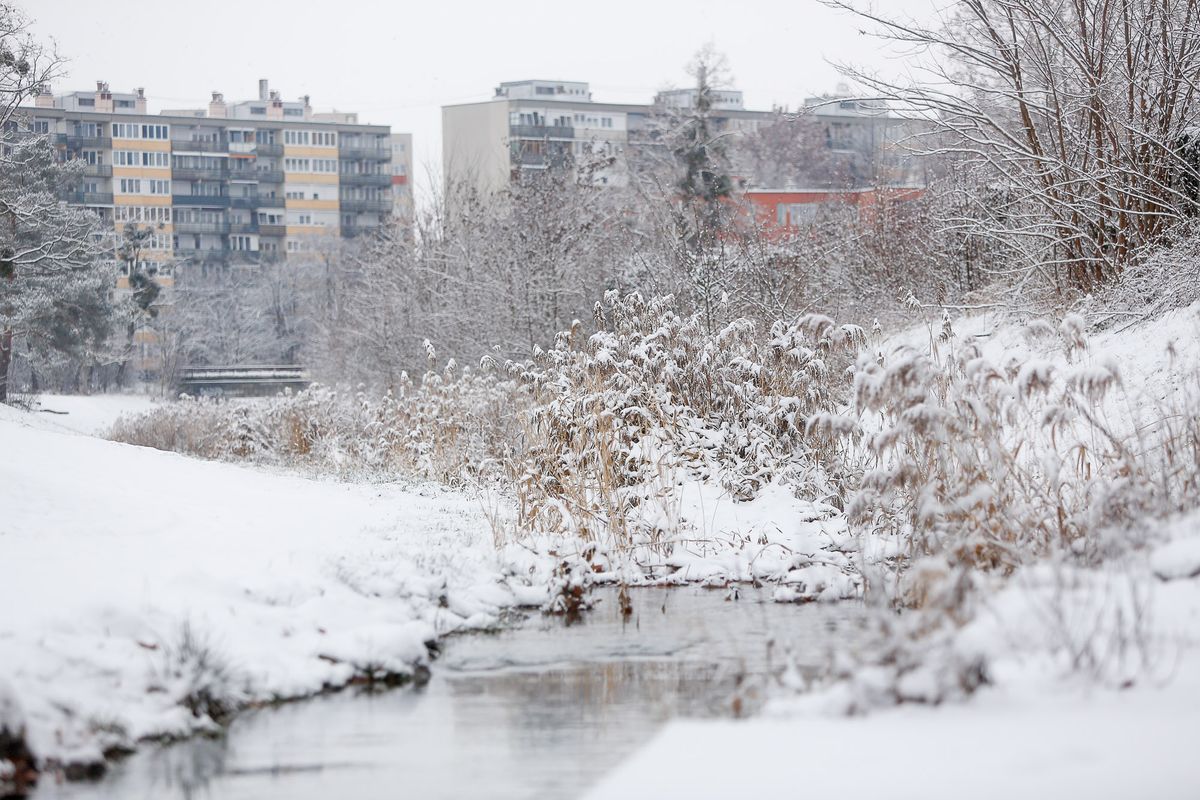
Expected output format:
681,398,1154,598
24,79,411,282
442,79,925,197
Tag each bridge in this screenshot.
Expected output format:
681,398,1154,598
177,365,311,397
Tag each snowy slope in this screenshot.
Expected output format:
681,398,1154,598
0,404,519,768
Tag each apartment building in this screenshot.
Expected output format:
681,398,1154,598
442,79,923,197
24,79,409,280
442,79,768,195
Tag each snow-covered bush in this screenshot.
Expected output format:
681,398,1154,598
0,678,36,796
843,319,1200,576
110,371,528,485
501,291,865,550
148,623,247,728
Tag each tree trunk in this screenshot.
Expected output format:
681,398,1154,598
0,327,12,403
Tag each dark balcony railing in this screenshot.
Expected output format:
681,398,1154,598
226,170,259,182
339,198,391,213
338,145,391,160
174,220,230,235
172,140,228,153
229,222,259,235
172,194,230,207
339,172,391,186
254,197,285,209
75,163,112,177
258,224,287,237
510,124,575,140
341,220,387,238
172,166,228,182
63,191,114,205
66,135,113,149
251,169,284,183
255,142,283,157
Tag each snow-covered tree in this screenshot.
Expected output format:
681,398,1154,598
830,0,1200,295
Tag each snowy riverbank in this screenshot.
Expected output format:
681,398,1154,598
0,402,531,778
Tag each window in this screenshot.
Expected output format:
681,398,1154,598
250,106,266,115
148,179,170,195
118,178,142,194
113,122,168,140
285,190,304,200
78,97,95,107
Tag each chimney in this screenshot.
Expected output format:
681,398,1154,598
34,83,54,108
135,87,147,114
302,94,312,120
258,79,269,101
208,91,227,118
95,80,113,113
267,89,283,120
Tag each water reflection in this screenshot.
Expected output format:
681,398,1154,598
35,586,865,800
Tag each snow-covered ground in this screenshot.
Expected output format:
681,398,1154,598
0,402,531,772
588,530,1200,798
21,393,159,436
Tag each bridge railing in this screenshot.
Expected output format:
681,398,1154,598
177,365,310,396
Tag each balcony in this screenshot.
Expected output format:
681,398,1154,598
63,191,114,205
226,170,259,183
172,140,228,153
255,142,283,157
174,220,230,235
172,195,230,208
76,163,111,177
66,135,113,149
229,222,259,235
258,224,286,237
172,166,228,182
339,172,392,187
339,198,391,213
341,220,387,238
251,169,284,183
510,124,575,140
254,197,285,209
338,145,391,160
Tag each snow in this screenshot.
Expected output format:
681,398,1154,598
585,678,1200,799
0,402,526,768
21,393,158,436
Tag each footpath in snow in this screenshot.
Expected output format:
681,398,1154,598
0,402,522,774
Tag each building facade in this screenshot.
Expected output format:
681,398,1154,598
442,79,771,196
24,79,409,280
442,79,925,198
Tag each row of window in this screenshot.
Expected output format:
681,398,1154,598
283,157,337,173
114,150,171,168
117,178,171,195
283,130,337,147
112,123,169,140
114,206,172,223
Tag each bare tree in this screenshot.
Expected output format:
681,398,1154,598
828,0,1200,296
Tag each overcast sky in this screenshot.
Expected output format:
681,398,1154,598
30,0,937,202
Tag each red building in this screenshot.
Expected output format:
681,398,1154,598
743,186,925,236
